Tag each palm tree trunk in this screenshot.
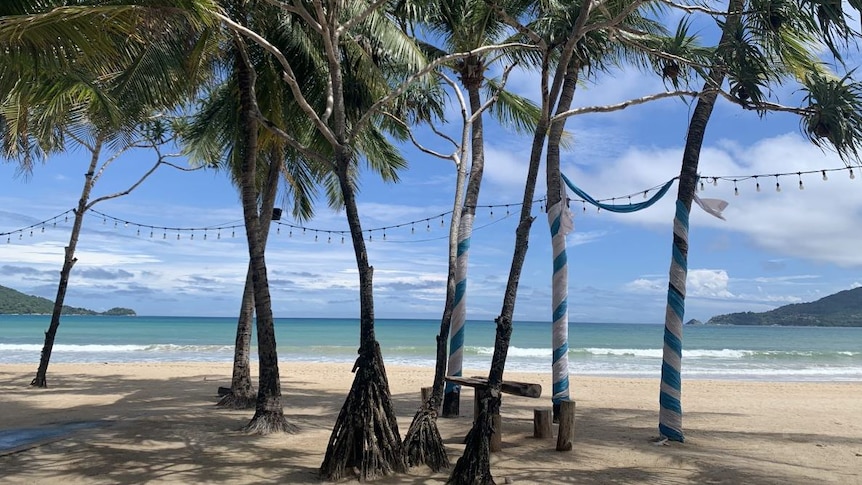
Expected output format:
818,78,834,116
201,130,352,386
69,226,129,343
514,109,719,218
31,136,104,388
219,148,282,409
320,152,407,481
545,62,579,419
234,37,293,434
444,68,486,417
659,0,744,442
404,120,470,471
448,58,552,484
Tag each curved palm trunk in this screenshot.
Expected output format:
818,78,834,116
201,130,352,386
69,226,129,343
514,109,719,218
234,39,293,434
545,63,579,419
219,149,281,409
31,137,104,388
444,62,486,417
404,131,470,471
658,0,743,442
449,64,551,484
320,151,406,481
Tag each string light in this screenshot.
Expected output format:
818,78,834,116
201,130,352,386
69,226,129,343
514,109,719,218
6,166,861,245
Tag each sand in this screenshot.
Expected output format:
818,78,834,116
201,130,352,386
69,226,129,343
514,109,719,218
0,362,860,484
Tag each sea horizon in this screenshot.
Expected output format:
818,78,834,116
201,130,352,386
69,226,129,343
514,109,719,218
2,315,860,382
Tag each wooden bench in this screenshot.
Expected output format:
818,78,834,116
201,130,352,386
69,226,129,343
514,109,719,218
444,375,542,451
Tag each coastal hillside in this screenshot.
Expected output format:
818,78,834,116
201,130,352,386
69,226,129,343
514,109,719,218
0,285,135,316
707,287,862,327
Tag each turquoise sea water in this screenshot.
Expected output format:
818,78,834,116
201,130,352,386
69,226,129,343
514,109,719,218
1,315,860,381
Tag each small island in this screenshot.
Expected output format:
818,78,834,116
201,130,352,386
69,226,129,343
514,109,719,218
0,284,136,316
707,287,862,327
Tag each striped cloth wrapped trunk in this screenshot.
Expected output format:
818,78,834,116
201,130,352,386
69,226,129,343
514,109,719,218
659,199,687,442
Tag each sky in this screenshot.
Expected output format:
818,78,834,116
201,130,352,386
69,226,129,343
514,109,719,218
3,36,862,324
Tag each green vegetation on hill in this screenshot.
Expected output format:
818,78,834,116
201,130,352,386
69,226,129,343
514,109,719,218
0,285,135,316
707,287,862,327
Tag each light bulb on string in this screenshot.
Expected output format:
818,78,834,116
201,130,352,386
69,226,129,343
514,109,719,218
29,230,33,237
755,176,761,192
163,231,167,239
822,170,828,181
124,222,129,228
136,228,140,236
277,226,280,235
231,230,235,237
41,226,45,233
383,230,387,241
490,207,494,218
368,232,372,242
315,233,318,242
177,232,180,240
203,231,207,240
411,223,415,234
775,175,781,192
699,179,705,191
851,168,856,180
798,173,804,190
150,230,154,238
440,217,444,227
733,179,739,196
643,190,648,199
341,235,345,244
191,231,194,240
426,221,430,231
713,177,718,186
103,217,106,224
328,235,332,244
506,205,510,216
114,221,118,228
217,231,221,240
289,229,293,237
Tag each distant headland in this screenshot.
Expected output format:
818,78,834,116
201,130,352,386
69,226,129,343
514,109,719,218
707,287,862,327
0,284,136,316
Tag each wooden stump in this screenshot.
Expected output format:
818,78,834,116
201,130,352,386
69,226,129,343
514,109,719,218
555,400,576,451
490,413,502,452
421,386,432,403
533,408,552,439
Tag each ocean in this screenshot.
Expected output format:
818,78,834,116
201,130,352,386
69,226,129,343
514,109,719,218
1,315,860,382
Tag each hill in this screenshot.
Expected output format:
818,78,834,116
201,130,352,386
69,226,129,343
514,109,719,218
707,287,862,327
0,285,135,316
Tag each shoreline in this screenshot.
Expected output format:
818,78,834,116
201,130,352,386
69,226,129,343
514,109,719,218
2,362,861,484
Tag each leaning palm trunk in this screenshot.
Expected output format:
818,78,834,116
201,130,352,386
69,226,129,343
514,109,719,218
319,151,407,481
31,137,104,388
219,148,282,409
658,0,743,442
443,69,486,418
403,111,471,471
234,39,293,434
448,89,550,485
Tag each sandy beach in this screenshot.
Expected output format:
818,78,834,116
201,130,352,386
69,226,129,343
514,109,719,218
0,362,860,484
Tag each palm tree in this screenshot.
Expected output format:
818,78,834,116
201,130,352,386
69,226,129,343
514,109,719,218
398,0,540,471
0,1,215,387
215,1,438,476
180,4,323,412
642,0,862,442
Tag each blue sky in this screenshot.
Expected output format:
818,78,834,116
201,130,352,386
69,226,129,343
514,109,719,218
2,57,862,324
